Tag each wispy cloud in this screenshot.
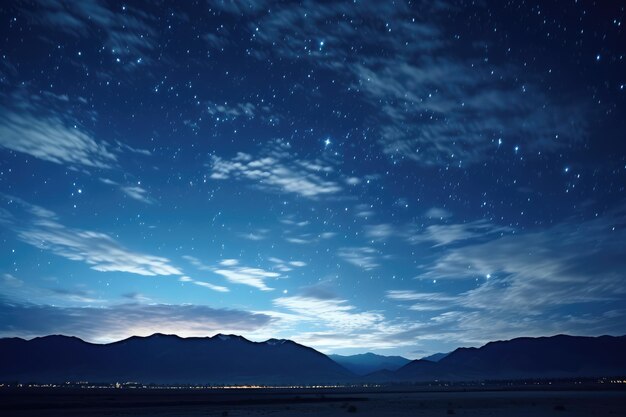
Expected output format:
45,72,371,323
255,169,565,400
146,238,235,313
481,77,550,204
0,298,271,343
406,220,511,247
178,274,229,293
204,100,276,123
265,293,423,350
386,290,459,311
360,219,511,247
425,207,452,220
3,196,181,277
209,140,345,199
183,255,305,291
424,210,626,311
100,178,153,204
0,91,117,169
192,280,230,293
21,0,158,67
214,259,280,291
18,222,181,276
364,224,395,241
246,0,587,166
383,207,626,346
274,296,384,332
337,246,380,270
267,257,307,273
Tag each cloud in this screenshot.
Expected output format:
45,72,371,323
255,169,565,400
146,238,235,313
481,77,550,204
337,246,380,270
406,220,511,247
238,229,270,241
178,275,229,293
120,185,153,204
209,140,345,199
246,0,587,166
424,210,626,311
0,298,271,343
364,224,395,241
192,280,230,293
21,0,157,65
354,204,375,218
360,218,510,247
3,196,181,277
263,294,424,350
1,273,23,288
205,101,257,120
386,290,459,311
267,257,307,272
273,296,384,332
210,0,272,15
18,222,181,276
183,255,300,291
425,207,452,219
382,207,626,346
100,178,153,204
214,265,280,291
0,92,117,169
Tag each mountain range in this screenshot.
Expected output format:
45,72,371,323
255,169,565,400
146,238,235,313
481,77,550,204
329,352,410,375
1,333,625,384
0,333,351,384
369,334,626,382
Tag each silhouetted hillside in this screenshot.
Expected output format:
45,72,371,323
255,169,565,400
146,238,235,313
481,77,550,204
329,352,410,375
369,334,626,382
0,333,352,384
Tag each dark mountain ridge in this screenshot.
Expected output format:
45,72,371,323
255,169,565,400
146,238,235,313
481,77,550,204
328,352,410,375
368,334,626,382
0,333,352,384
2,333,625,384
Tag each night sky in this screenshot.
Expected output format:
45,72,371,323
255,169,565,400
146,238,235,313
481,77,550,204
0,0,625,358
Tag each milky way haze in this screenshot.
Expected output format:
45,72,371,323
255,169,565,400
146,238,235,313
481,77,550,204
0,0,625,358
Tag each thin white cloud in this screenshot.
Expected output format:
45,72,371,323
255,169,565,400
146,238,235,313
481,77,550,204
214,266,280,291
364,224,395,241
0,100,117,169
18,222,182,276
209,140,345,199
337,246,380,270
273,296,384,332
3,197,181,277
179,275,229,293
22,0,158,67
386,290,459,311
0,299,271,343
193,280,230,293
184,255,289,292
120,185,153,204
246,0,587,166
406,220,511,247
100,178,153,204
265,294,424,350
205,100,257,120
425,207,452,219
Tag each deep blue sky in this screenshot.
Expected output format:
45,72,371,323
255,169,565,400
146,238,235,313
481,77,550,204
0,0,625,358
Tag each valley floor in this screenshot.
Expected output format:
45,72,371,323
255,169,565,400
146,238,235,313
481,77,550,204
1,387,625,417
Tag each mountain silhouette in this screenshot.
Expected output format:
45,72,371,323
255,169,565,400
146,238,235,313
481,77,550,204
328,352,410,375
420,352,449,362
0,333,352,384
368,334,626,382
2,333,625,384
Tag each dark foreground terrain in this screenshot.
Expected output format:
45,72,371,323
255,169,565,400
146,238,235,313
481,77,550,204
1,386,626,417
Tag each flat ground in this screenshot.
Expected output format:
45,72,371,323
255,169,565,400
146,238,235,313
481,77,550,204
1,387,625,416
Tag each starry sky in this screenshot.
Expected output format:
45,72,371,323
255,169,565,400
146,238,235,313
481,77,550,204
0,0,625,358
